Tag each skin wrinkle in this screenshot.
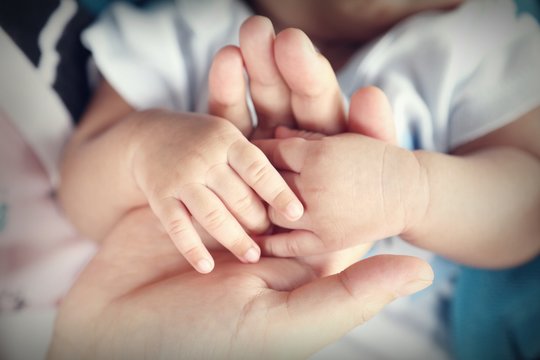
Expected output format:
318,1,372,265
203,163,268,234
248,160,272,188
162,210,191,240
232,191,257,216
397,152,410,233
284,289,295,323
285,232,301,256
204,207,235,236
178,241,201,260
231,287,266,357
228,139,279,201
413,152,431,234
403,152,432,240
114,114,145,193
337,268,357,300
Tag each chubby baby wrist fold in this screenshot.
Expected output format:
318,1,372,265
397,149,431,243
379,146,430,241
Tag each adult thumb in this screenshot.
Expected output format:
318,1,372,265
348,86,398,145
277,255,433,357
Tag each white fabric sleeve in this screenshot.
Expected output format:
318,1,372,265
448,8,540,148
81,0,252,113
82,2,190,111
343,0,540,153
406,0,540,152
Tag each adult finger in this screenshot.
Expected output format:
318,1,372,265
180,183,261,264
349,86,398,145
149,196,215,274
205,163,270,234
208,45,252,136
274,28,346,135
228,139,304,221
240,16,294,138
273,255,434,357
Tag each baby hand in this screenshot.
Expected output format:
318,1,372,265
257,132,426,257
255,87,427,259
129,110,304,273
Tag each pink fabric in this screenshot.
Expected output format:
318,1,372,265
0,112,96,312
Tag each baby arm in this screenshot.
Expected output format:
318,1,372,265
259,105,540,269
59,80,304,273
409,107,540,267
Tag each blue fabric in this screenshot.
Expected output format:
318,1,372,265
77,0,163,15
452,256,540,360
515,0,540,21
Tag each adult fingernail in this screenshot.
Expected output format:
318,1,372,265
244,247,260,263
286,201,304,220
303,35,317,54
397,279,433,297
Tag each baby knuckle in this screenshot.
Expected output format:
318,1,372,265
234,193,255,213
203,209,228,230
261,189,283,213
180,243,200,258
285,238,300,256
166,218,191,238
246,160,270,184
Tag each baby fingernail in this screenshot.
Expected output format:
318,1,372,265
197,259,214,274
286,201,304,220
244,247,260,263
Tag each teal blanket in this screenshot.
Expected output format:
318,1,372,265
452,256,540,359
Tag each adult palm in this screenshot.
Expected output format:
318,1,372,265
48,207,432,359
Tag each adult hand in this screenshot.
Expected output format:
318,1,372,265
48,207,433,359
209,16,346,139
208,17,401,275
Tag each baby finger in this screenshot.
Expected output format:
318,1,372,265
150,196,215,274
